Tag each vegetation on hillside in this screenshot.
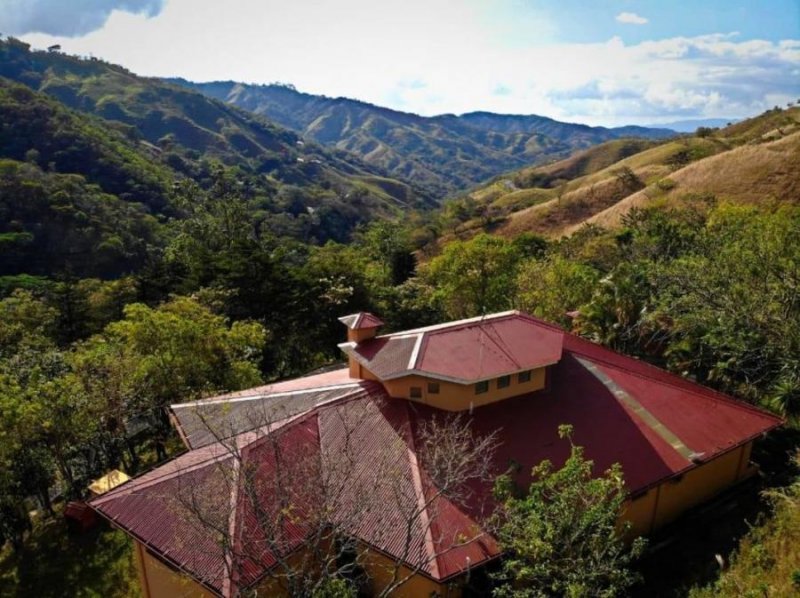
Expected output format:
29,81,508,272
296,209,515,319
0,38,434,249
180,80,673,197
429,106,800,241
690,456,800,598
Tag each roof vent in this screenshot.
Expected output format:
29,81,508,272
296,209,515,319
338,312,384,343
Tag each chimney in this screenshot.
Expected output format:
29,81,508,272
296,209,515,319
338,312,384,379
338,312,384,343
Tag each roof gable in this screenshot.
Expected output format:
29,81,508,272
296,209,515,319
342,311,564,383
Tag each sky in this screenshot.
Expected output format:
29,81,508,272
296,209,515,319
2,0,799,126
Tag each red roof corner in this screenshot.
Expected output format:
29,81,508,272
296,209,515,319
338,312,384,330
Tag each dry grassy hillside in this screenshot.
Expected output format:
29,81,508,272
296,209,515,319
442,106,800,240
576,131,800,232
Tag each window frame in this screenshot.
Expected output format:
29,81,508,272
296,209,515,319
427,382,440,394
409,386,422,399
475,380,489,395
518,370,532,383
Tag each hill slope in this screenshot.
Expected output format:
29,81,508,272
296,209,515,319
0,38,434,245
175,80,674,197
438,106,800,239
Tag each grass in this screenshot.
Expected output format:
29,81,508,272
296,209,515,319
580,130,800,232
688,463,800,597
0,506,139,598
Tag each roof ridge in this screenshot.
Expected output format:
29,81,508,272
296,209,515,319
400,402,441,580
381,310,520,338
515,312,780,422
172,381,364,409
568,344,781,421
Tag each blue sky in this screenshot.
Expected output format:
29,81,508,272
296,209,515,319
2,0,798,126
495,0,800,45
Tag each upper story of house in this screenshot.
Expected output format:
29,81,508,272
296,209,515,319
338,310,564,411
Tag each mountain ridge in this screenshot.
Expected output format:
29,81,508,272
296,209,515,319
172,79,675,197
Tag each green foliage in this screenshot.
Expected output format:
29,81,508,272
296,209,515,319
0,509,138,597
91,296,267,411
650,205,800,405
689,456,800,598
423,234,520,319
492,425,645,598
515,256,600,326
310,577,358,598
0,159,160,278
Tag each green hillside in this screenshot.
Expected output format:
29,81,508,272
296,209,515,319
431,106,800,241
0,38,434,248
176,80,674,197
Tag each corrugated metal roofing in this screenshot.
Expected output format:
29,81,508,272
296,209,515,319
93,311,782,594
171,381,364,449
342,311,563,383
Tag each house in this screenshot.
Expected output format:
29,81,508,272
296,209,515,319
90,311,781,597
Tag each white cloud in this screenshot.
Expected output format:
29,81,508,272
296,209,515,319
616,12,648,26
0,0,166,37
16,0,800,126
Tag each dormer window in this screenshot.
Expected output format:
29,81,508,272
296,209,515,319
475,380,489,394
518,370,532,383
497,375,511,389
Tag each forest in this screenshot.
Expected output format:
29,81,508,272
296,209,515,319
1,35,799,598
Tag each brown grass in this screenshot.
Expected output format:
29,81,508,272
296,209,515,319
575,131,800,233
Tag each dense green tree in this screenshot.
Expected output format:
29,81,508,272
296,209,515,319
492,425,645,598
423,234,520,319
515,256,600,326
652,204,800,405
91,297,267,457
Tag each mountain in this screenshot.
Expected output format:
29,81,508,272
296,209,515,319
436,105,800,240
646,118,736,133
173,80,675,197
0,38,435,254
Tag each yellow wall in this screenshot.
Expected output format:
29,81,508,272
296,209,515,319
653,444,745,529
134,541,216,598
378,368,546,412
361,549,460,598
620,442,755,537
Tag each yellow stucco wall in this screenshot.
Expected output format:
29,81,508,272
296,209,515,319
134,541,217,598
361,549,460,598
652,444,746,529
375,368,547,411
620,442,755,537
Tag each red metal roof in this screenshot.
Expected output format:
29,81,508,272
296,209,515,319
343,311,564,383
92,311,782,594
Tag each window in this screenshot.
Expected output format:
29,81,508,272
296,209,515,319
518,370,532,383
410,386,422,399
427,382,440,394
497,375,511,389
475,380,489,394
